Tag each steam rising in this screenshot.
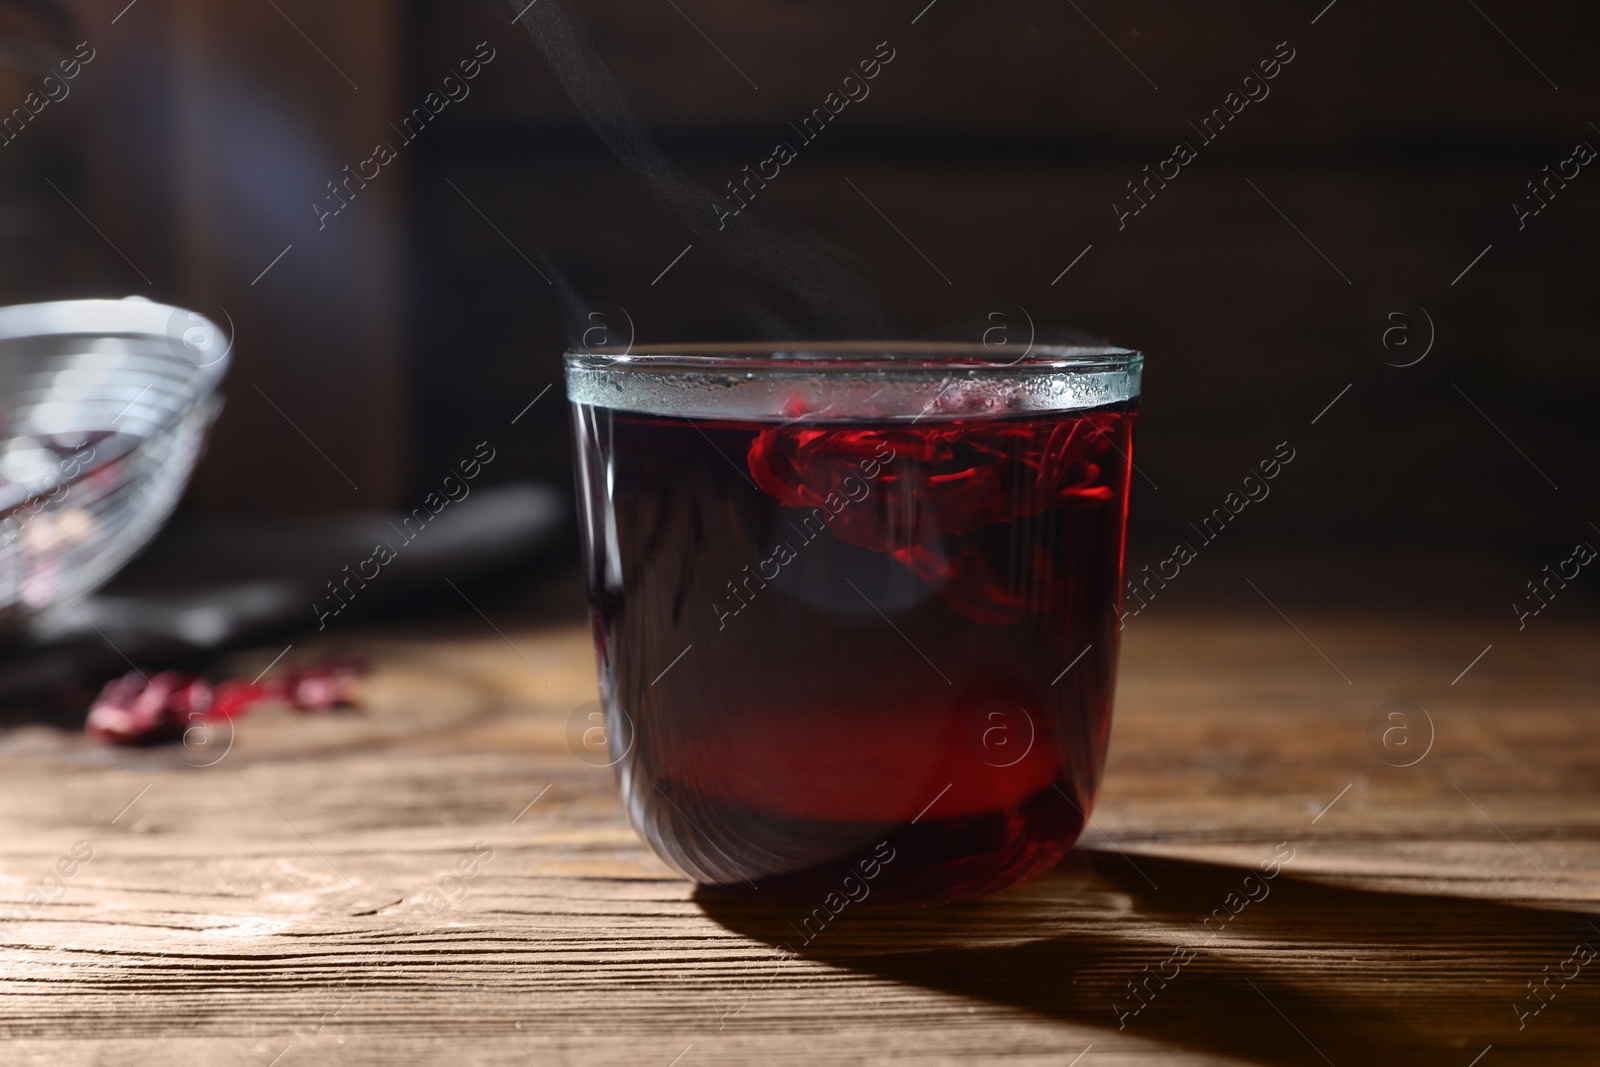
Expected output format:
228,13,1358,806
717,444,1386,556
491,0,889,340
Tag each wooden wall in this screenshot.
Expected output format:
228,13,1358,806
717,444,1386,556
408,0,1600,555
3,0,411,511
1,0,1594,555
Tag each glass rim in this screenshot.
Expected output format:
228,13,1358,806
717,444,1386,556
564,341,1141,375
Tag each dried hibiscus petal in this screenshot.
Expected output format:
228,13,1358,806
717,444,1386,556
283,656,365,712
86,655,369,746
746,414,1118,622
86,670,210,746
206,679,272,720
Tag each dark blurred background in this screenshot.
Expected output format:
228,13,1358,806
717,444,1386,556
2,0,1595,607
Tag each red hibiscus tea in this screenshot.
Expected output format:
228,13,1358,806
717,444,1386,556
568,345,1141,905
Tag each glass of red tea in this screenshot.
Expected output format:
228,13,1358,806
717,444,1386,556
567,343,1141,906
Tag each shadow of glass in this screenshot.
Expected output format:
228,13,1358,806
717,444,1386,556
695,850,1600,1066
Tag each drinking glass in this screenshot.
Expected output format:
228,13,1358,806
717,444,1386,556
567,343,1141,906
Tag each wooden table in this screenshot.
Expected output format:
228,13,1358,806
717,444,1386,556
3,572,1598,1066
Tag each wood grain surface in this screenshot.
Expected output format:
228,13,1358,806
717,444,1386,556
2,582,1598,1065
